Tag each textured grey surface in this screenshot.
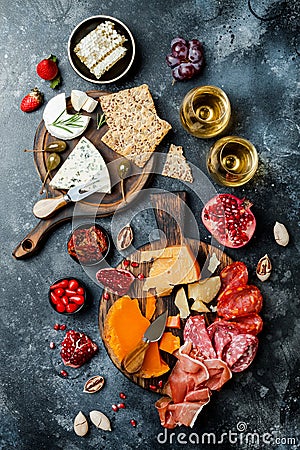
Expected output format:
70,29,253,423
0,0,299,449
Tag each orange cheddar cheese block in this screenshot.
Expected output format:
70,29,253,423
103,295,150,362
142,245,201,297
136,341,170,378
159,332,181,354
145,293,157,320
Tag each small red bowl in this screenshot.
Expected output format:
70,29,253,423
49,277,88,315
67,223,110,266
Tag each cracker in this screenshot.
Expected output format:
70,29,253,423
99,84,171,167
162,144,193,183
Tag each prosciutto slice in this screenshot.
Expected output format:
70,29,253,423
155,341,231,429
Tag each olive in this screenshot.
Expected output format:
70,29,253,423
40,153,61,194
24,140,67,153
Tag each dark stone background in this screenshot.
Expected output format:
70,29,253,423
0,0,299,449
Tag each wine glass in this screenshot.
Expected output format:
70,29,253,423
206,136,258,187
180,85,231,139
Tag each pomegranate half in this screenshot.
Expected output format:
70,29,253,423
202,194,256,248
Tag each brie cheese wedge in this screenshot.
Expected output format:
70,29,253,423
49,137,111,193
43,93,90,140
71,90,88,111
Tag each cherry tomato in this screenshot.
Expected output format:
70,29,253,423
61,295,69,306
69,295,84,305
54,288,64,297
66,303,78,313
50,292,61,305
68,279,79,291
50,280,69,290
65,289,77,297
56,303,66,313
76,287,85,295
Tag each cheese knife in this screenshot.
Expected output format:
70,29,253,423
33,177,109,219
122,310,168,374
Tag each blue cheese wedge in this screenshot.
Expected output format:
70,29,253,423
49,137,111,193
43,93,90,141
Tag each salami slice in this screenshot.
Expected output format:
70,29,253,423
224,334,258,372
184,316,216,359
229,314,263,336
207,320,242,359
219,261,248,293
217,285,263,319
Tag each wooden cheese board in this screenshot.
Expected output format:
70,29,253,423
99,191,233,392
12,90,154,259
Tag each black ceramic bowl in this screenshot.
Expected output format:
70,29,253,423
68,15,135,84
67,223,110,266
49,277,88,315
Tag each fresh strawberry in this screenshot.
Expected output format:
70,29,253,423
36,55,61,88
20,88,44,113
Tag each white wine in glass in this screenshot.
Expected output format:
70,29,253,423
207,136,258,187
180,85,231,139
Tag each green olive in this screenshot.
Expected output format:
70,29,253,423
46,153,61,171
118,159,131,179
45,140,67,153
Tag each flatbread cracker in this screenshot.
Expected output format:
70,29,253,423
162,144,193,183
102,108,171,167
99,84,157,126
100,84,171,167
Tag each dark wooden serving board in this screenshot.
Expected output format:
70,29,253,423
12,90,154,259
99,192,233,392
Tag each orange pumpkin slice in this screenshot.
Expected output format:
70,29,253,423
137,342,170,378
104,295,150,362
159,332,181,354
145,293,157,320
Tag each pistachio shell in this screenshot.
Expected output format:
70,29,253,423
90,410,111,431
74,411,88,436
274,222,289,246
256,254,272,282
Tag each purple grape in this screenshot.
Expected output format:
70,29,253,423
188,46,203,63
172,62,195,81
170,37,187,48
171,37,188,59
166,54,181,68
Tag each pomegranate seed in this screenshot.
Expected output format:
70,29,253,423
103,292,110,300
60,324,66,331
112,404,119,412
53,323,60,331
130,419,137,427
117,403,125,409
119,392,127,399
149,384,157,391
123,259,130,267
131,261,139,268
158,380,163,388
49,342,56,349
137,273,145,280
60,370,68,378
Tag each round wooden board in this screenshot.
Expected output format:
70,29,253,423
33,90,154,216
99,239,233,393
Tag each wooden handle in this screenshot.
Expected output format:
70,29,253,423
151,191,187,246
122,340,149,374
33,196,68,219
12,220,57,259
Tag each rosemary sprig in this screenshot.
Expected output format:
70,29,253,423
50,109,84,133
96,113,106,130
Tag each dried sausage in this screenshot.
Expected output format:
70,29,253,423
224,334,258,372
217,285,263,319
219,261,248,293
